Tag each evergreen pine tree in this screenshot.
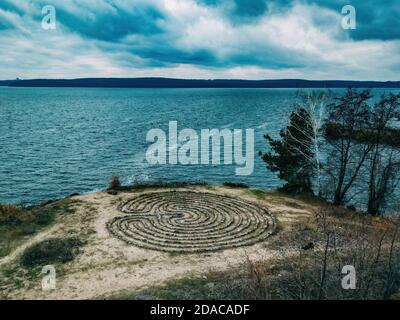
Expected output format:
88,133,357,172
260,108,315,194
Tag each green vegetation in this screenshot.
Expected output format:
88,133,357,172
324,122,400,148
247,188,267,198
222,182,249,188
20,237,82,268
260,89,400,215
260,108,314,194
0,200,79,258
0,263,42,298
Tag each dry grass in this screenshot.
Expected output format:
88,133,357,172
1,186,398,300
125,205,400,300
0,200,78,258
241,206,400,300
0,205,29,225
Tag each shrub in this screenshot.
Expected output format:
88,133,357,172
110,180,208,191
223,182,249,188
0,205,29,226
0,204,56,227
20,237,82,268
0,200,78,259
34,207,56,226
109,176,122,190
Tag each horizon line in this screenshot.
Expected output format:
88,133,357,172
1,78,399,89
1,77,400,82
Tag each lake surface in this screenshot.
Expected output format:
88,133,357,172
1,87,399,205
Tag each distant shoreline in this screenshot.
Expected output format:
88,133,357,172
1,78,400,89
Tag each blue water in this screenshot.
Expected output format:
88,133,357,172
0,87,399,205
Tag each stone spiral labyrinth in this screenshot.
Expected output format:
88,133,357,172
106,191,276,253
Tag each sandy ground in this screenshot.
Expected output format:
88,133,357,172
0,186,313,300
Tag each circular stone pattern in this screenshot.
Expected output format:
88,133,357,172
107,191,276,253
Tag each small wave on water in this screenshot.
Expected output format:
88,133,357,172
3,87,397,206
256,122,269,129
124,173,150,186
221,122,236,129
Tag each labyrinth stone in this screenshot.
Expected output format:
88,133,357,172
106,191,276,253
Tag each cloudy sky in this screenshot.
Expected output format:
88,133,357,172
0,0,399,80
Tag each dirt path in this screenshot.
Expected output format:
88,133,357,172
1,186,313,300
0,225,60,267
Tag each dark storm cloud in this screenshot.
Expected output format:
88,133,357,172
304,0,400,40
0,0,399,79
196,0,400,40
0,0,25,16
131,46,218,67
56,5,165,41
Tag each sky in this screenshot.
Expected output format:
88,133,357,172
0,0,399,80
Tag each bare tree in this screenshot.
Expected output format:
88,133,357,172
324,89,373,205
366,93,400,215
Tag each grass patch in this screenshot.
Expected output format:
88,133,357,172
223,182,249,189
294,193,328,207
20,237,82,268
247,189,267,198
0,200,79,258
110,273,247,300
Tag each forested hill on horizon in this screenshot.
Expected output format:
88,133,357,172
0,78,400,88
